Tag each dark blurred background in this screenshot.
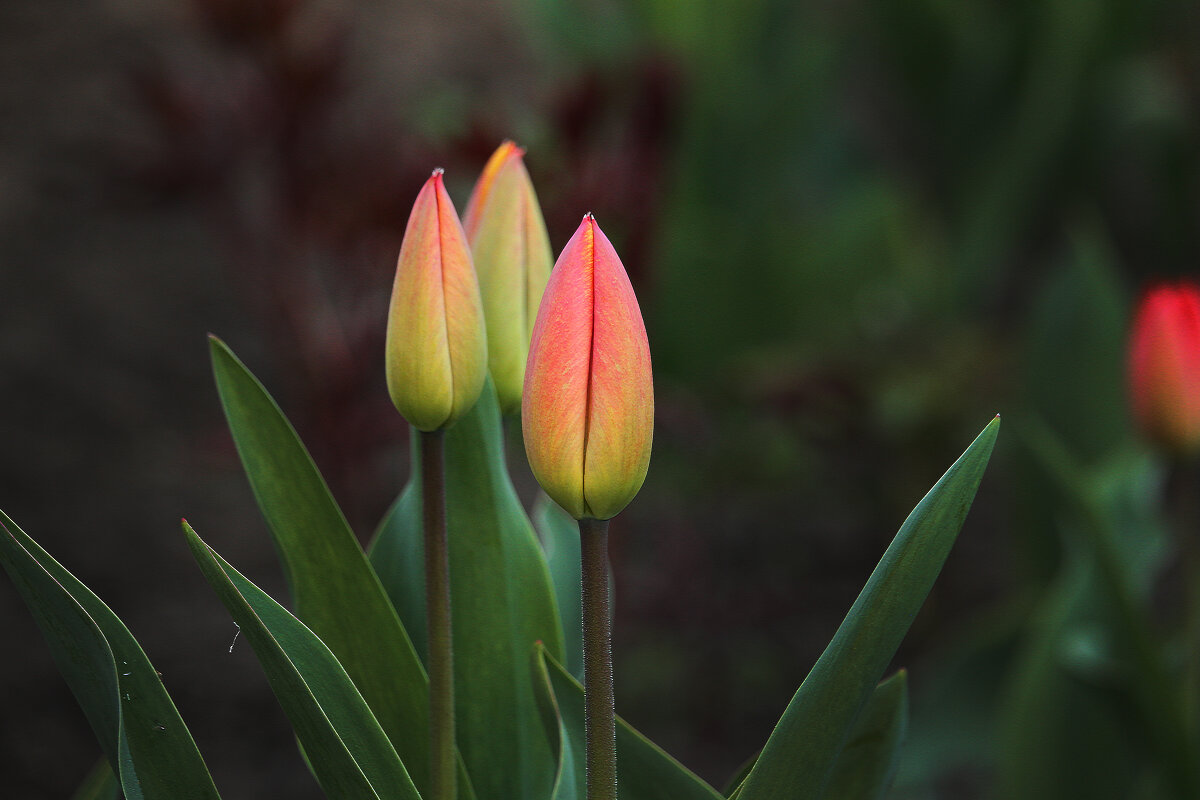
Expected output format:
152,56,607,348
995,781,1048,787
2,1,1198,798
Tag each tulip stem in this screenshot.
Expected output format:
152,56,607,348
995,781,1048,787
422,430,456,800
580,517,616,800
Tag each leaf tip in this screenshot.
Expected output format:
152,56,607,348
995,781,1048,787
976,414,1002,445
207,334,232,359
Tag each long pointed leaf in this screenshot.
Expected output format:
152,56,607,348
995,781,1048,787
726,672,909,800
532,492,584,678
209,336,473,798
821,670,908,800
723,752,758,799
531,643,580,800
532,643,724,800
737,416,999,800
370,380,564,800
183,521,420,800
0,511,220,800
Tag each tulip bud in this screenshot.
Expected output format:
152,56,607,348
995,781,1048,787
522,214,653,520
1128,281,1200,454
461,142,554,414
385,169,488,431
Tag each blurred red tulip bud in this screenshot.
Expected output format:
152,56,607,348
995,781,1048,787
462,142,553,414
522,214,653,520
1128,281,1200,454
385,169,488,431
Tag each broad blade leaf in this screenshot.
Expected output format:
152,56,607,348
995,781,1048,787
737,416,999,800
722,751,758,798
531,644,580,800
532,492,584,678
370,380,564,800
532,643,724,800
208,337,472,798
0,511,220,800
821,670,908,800
183,521,420,800
726,672,909,800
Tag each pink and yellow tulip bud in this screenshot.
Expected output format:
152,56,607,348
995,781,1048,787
385,169,488,431
522,214,653,520
1128,281,1200,454
461,141,554,414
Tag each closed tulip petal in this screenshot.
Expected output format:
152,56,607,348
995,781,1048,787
463,142,554,413
1128,282,1200,453
462,141,519,242
583,223,654,520
386,169,488,431
523,215,653,520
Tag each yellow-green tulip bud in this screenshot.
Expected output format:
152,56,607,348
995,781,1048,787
385,169,488,431
462,142,553,414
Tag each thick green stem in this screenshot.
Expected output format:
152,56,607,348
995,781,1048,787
580,517,616,800
422,430,455,800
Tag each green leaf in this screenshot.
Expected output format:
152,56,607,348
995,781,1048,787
736,416,999,800
369,478,425,658
531,643,580,800
0,511,220,800
369,380,565,800
821,670,908,800
726,673,909,800
532,492,584,679
532,643,725,800
208,336,473,799
70,758,121,800
722,751,759,798
183,521,419,800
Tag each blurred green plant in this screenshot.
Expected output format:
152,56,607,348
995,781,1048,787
892,236,1200,800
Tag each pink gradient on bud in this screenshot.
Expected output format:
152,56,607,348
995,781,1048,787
385,170,487,431
1128,281,1200,454
522,215,653,520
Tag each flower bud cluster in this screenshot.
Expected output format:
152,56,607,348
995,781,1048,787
386,145,654,517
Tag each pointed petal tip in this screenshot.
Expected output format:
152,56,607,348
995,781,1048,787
499,139,526,159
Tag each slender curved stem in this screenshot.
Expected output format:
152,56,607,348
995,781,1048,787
422,430,455,800
580,517,616,800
